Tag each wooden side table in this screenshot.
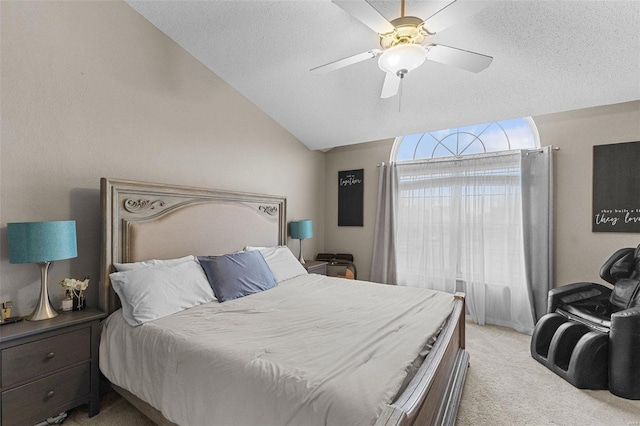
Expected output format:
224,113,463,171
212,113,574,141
0,309,106,426
303,260,328,275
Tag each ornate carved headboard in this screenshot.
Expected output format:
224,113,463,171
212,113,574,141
99,178,287,314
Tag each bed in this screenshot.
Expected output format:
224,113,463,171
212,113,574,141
98,178,469,426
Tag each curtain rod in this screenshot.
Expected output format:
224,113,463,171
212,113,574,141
377,146,560,167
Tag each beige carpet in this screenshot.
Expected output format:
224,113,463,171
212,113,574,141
457,321,640,426
66,321,640,425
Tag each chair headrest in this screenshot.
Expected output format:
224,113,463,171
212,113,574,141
600,247,637,284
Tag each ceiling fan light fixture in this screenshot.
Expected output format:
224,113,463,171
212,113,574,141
378,44,427,76
379,16,426,49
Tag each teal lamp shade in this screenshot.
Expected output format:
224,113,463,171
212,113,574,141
290,220,312,264
290,220,313,240
7,220,77,321
8,221,77,263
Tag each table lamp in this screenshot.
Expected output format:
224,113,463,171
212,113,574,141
290,220,312,264
7,220,77,321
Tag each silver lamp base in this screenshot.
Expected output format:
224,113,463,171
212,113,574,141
298,239,306,264
27,262,59,321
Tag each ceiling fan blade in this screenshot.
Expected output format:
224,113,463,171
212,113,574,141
421,0,488,35
332,0,395,34
380,72,401,98
310,49,381,74
426,44,493,73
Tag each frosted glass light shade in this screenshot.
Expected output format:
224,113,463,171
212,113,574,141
8,221,77,264
378,44,427,75
290,220,313,240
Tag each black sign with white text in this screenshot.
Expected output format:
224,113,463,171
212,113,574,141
593,141,640,232
338,169,364,226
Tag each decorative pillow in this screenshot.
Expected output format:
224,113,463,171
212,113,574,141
244,246,307,282
109,259,216,326
197,251,277,302
113,255,195,272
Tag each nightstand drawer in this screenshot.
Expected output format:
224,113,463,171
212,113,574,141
2,363,90,426
1,328,90,387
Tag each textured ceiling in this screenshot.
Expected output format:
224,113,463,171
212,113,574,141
126,0,640,151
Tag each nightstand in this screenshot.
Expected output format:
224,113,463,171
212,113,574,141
303,260,327,275
0,309,106,426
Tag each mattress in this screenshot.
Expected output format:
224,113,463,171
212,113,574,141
100,274,454,426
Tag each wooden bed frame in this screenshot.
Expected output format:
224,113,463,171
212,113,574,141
99,177,469,426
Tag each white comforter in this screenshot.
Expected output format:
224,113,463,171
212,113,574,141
100,274,454,426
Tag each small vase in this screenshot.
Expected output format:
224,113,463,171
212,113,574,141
73,294,85,311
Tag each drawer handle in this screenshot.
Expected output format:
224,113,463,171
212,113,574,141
46,352,55,359
46,390,55,398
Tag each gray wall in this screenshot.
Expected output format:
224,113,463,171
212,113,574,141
324,139,394,281
0,1,325,316
2,1,638,319
537,101,640,286
325,101,640,286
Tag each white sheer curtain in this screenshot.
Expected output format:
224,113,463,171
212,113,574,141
394,151,539,333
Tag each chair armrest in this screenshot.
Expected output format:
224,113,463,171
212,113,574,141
609,307,640,399
547,282,611,314
611,306,640,331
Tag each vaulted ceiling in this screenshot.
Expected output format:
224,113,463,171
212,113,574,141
126,1,640,151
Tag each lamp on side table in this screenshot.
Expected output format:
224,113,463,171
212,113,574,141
7,220,77,321
290,219,313,264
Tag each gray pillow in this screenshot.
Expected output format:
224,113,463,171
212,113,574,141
197,251,277,302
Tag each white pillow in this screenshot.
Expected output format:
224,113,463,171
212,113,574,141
109,259,216,326
113,255,195,271
245,246,307,282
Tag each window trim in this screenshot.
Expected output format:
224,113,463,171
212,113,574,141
390,117,540,162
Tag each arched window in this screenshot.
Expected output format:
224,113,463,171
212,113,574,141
384,116,548,333
393,117,539,162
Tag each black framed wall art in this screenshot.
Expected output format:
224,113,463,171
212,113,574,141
593,141,640,232
338,169,364,226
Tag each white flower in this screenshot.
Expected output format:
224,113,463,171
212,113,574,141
60,278,75,288
59,277,89,298
75,279,89,291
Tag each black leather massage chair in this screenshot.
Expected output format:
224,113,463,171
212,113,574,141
531,245,640,399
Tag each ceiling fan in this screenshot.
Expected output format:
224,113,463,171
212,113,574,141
310,0,493,99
